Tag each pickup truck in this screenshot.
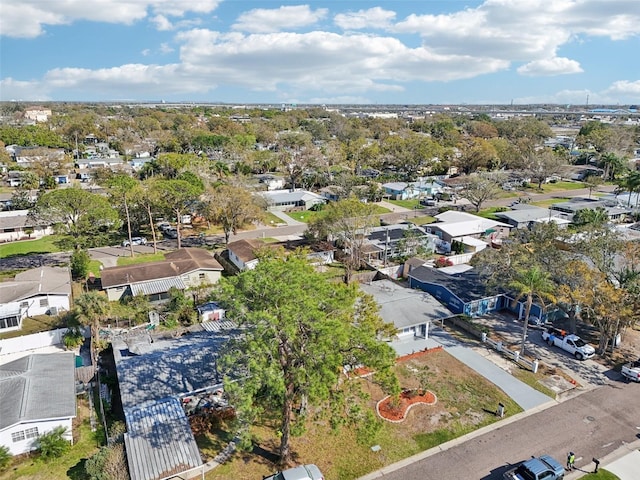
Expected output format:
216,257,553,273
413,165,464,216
621,358,640,382
541,327,595,360
503,455,565,480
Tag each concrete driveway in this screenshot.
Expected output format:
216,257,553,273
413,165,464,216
474,312,614,389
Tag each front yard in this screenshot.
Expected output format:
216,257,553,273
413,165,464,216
205,349,522,480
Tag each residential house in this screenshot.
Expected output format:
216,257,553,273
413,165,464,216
226,238,335,272
257,189,326,212
0,267,72,333
362,224,438,265
196,302,225,322
254,173,286,191
100,248,223,302
0,210,53,242
12,146,66,169
382,182,420,200
494,205,572,229
0,353,76,455
113,330,233,480
408,265,545,320
550,197,630,223
424,211,512,251
359,279,454,356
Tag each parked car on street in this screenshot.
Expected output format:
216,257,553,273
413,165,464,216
264,464,324,480
122,237,147,247
503,454,565,480
163,228,178,239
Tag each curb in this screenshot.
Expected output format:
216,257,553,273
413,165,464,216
563,439,640,480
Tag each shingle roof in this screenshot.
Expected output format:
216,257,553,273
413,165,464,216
0,266,71,304
124,397,202,480
408,265,495,303
101,248,222,288
0,353,76,430
226,238,265,263
359,279,454,329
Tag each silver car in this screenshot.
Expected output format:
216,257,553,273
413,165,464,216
264,464,324,480
122,237,147,247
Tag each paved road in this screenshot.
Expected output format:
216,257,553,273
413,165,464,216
361,381,640,480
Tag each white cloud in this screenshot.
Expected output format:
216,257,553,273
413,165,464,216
0,0,221,38
151,15,173,31
605,80,640,99
141,49,151,56
517,57,583,76
160,43,174,54
0,78,51,101
232,5,328,33
334,7,396,30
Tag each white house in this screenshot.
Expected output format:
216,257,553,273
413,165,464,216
0,210,54,243
0,267,72,333
0,353,76,456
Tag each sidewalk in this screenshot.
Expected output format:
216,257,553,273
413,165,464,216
565,439,640,480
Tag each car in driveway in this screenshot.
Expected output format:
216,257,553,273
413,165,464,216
122,237,147,247
264,464,324,480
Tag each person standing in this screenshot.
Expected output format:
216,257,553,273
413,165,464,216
567,451,575,470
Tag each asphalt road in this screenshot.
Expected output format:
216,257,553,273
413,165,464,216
364,381,640,480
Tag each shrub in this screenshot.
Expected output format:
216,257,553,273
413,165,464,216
434,256,454,268
70,249,91,280
37,426,70,460
63,327,84,350
0,445,11,472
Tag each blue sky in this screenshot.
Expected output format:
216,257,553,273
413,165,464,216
1,0,639,105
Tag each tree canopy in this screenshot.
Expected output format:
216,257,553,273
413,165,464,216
216,250,398,465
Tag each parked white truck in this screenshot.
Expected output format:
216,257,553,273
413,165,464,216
621,359,640,382
541,327,596,360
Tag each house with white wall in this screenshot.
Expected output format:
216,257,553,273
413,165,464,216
0,353,76,456
0,267,71,333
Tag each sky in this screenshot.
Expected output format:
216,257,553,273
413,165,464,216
1,0,639,105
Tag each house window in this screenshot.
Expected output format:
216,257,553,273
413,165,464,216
11,431,25,442
198,273,206,280
25,427,39,439
40,298,49,308
0,316,20,329
20,301,29,308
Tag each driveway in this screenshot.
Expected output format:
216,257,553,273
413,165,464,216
474,312,614,389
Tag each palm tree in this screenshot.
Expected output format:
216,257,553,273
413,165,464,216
74,292,110,362
509,266,557,355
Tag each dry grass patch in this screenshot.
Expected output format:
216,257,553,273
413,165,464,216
205,349,522,480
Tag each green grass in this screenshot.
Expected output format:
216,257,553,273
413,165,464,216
511,368,557,399
388,198,420,209
0,236,63,258
86,259,103,278
116,252,165,266
580,470,620,480
530,197,571,208
288,205,391,224
477,207,509,220
263,212,286,225
523,181,585,193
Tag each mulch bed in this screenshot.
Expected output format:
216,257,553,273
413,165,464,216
376,389,437,423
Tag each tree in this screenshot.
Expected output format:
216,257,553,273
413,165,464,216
202,184,265,244
107,174,139,257
509,266,557,355
153,179,203,249
573,207,609,227
307,196,379,284
216,250,398,466
525,148,566,189
29,187,120,249
75,292,110,361
458,172,506,212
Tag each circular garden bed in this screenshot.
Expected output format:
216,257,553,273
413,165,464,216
376,389,437,423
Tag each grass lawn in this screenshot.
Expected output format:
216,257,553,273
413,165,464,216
579,470,619,480
476,207,509,220
388,198,420,209
523,181,585,194
205,349,522,480
116,252,165,266
0,236,63,258
263,212,286,226
288,205,391,224
86,259,103,278
530,197,571,208
0,315,67,339
0,396,102,480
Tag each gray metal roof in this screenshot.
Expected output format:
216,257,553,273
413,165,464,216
0,266,72,304
124,397,202,480
0,353,76,430
130,277,186,296
359,279,454,330
113,331,231,410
